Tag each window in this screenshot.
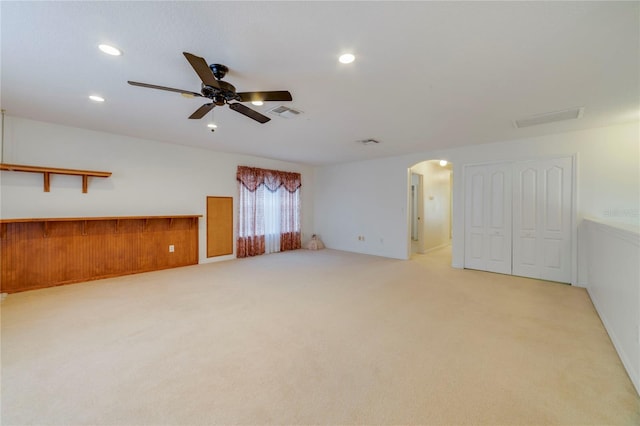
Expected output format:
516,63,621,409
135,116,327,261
236,166,301,258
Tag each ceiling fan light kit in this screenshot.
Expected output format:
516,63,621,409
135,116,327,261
128,52,293,125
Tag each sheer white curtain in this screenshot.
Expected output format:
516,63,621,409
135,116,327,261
263,187,282,254
237,178,265,258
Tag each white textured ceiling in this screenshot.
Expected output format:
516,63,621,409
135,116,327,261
2,1,638,165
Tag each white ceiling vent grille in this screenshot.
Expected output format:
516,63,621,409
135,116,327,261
268,105,303,118
513,107,584,128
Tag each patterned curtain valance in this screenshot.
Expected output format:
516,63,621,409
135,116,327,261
237,166,301,193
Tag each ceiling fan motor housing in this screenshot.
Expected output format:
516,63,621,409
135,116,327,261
201,80,238,104
209,63,229,80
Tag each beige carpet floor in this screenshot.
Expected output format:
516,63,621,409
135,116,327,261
1,247,639,425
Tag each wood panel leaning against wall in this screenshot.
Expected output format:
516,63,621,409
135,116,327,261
207,196,233,257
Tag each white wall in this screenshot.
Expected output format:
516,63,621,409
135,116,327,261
411,160,451,252
315,121,640,285
410,173,420,242
3,116,637,279
584,218,640,395
313,156,408,258
0,116,315,264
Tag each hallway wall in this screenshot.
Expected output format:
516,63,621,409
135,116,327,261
410,161,451,252
314,121,639,286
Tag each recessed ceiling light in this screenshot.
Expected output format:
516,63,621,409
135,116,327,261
207,123,218,129
439,160,448,167
339,53,355,64
89,95,105,102
251,101,264,106
98,44,122,56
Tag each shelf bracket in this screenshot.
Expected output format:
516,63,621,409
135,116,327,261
44,172,51,192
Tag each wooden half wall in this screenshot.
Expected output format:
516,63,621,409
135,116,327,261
0,215,201,293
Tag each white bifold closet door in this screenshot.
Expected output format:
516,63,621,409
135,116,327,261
464,157,573,283
464,163,512,274
512,158,572,282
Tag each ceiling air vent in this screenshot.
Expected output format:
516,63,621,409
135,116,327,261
513,107,584,128
268,105,302,118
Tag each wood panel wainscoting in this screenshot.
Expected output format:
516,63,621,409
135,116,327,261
0,215,201,293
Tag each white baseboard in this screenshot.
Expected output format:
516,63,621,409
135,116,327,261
588,288,640,397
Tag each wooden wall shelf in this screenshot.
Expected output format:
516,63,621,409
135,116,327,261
0,215,201,224
0,163,112,193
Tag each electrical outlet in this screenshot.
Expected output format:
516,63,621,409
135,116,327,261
169,245,175,253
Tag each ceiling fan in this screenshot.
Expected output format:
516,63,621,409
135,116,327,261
128,52,292,123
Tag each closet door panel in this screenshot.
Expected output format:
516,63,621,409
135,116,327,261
539,160,572,282
513,158,572,282
489,234,505,261
464,164,511,274
486,168,511,274
520,168,538,230
543,240,562,269
513,167,539,278
469,232,484,261
465,169,486,270
545,166,563,231
520,237,537,266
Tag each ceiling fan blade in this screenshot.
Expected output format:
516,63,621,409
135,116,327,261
236,91,293,103
183,52,220,88
228,103,271,123
128,81,203,98
189,103,215,119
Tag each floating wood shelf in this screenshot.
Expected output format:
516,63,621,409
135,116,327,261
0,163,112,193
0,215,202,224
